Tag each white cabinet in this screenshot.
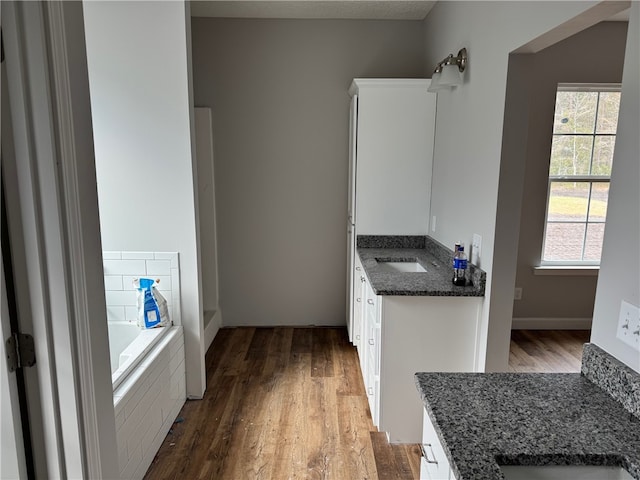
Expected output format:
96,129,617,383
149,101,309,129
354,268,482,444
420,407,455,480
348,79,436,236
346,79,436,341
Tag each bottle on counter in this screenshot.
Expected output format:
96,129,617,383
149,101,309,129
453,243,467,286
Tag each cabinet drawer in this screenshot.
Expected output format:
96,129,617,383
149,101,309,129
420,408,451,480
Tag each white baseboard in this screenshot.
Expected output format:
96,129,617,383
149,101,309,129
511,317,592,330
204,309,222,352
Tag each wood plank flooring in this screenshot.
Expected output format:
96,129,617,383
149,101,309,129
509,329,590,373
144,328,589,480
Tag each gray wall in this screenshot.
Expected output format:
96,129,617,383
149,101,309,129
513,22,628,321
191,18,425,326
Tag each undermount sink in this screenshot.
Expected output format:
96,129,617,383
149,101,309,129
376,260,427,273
499,465,634,480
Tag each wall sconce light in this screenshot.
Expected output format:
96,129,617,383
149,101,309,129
427,48,468,93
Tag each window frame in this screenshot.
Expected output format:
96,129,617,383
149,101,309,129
540,83,621,267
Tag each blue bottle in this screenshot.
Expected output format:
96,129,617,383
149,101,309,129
453,244,467,286
138,278,161,328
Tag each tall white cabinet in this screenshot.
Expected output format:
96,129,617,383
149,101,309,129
346,80,436,342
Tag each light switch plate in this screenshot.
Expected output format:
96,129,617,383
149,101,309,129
471,233,482,265
514,287,522,301
616,300,640,351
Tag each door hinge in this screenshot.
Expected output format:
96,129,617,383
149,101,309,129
5,333,36,372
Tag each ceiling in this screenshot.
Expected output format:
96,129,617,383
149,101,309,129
190,0,437,20
190,1,629,22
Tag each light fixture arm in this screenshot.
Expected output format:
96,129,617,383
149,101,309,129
432,48,468,75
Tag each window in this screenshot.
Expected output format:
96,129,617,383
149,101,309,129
541,84,621,265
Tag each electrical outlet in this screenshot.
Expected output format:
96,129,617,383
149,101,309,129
471,233,482,265
431,216,437,232
616,300,640,351
514,287,522,301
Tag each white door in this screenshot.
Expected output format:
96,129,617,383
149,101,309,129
0,244,28,480
1,36,36,479
346,220,354,341
347,94,358,224
1,10,25,473
346,94,358,342
2,2,118,477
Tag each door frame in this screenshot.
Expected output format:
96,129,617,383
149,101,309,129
2,1,117,477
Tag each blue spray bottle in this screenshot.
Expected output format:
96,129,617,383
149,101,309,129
137,278,161,328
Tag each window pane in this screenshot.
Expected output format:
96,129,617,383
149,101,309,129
553,91,597,134
588,182,609,221
596,92,621,134
591,136,615,175
584,223,605,261
544,223,586,261
549,136,593,176
547,182,589,221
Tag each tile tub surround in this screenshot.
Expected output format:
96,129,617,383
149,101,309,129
103,251,181,325
414,374,640,479
113,326,186,480
356,235,486,296
582,343,640,419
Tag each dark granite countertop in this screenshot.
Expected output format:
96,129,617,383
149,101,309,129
357,235,485,296
414,363,640,479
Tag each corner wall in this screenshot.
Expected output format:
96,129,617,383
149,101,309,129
421,1,625,372
591,3,639,372
513,21,628,323
83,1,205,397
191,18,426,327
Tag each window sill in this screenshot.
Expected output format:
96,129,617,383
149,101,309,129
533,266,599,276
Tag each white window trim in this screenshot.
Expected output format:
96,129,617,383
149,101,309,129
533,266,599,276
539,83,621,268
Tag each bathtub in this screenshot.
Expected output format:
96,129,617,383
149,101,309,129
112,326,186,479
108,322,169,390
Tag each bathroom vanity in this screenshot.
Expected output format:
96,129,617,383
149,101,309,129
352,235,485,443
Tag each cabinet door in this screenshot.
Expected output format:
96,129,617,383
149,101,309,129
354,82,436,235
420,408,451,480
364,282,381,426
355,268,367,367
352,255,364,348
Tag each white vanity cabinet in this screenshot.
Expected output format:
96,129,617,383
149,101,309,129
346,79,436,345
420,407,457,480
355,273,482,444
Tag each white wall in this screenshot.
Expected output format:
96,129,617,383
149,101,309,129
83,1,205,397
591,3,639,372
421,1,627,371
191,18,426,327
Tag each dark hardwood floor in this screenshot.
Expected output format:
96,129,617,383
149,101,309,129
144,327,590,479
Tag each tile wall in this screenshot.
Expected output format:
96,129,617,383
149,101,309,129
102,252,181,325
